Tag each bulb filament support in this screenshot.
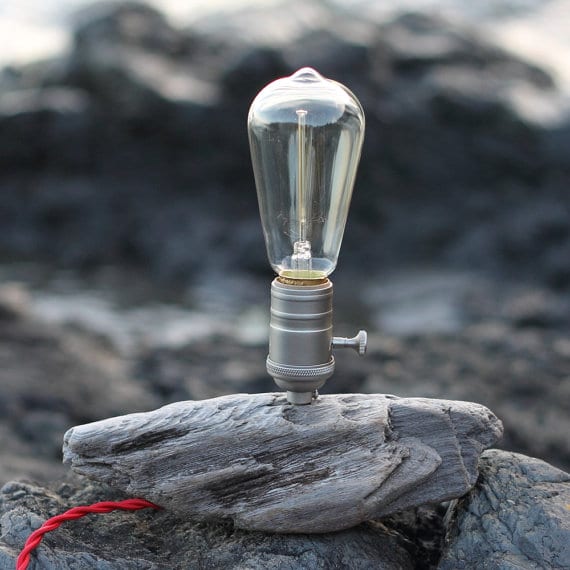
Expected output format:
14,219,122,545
292,108,312,276
296,108,308,245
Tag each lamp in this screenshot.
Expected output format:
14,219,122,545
248,67,367,405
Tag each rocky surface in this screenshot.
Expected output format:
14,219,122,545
0,2,569,287
0,476,417,570
440,449,570,569
1,450,567,569
0,277,567,565
62,393,501,532
0,285,160,485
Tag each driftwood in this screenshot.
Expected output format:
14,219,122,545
63,393,502,533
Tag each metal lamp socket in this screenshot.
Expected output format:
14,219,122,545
266,277,366,404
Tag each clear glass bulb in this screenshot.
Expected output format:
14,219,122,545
248,67,365,280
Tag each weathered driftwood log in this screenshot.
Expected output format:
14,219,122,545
63,393,502,533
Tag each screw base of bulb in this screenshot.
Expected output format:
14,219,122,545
277,276,329,286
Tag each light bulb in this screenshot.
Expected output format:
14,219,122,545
248,67,367,405
248,67,365,281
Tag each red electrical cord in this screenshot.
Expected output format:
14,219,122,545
16,498,161,570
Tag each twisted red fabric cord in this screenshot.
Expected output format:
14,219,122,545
16,498,161,570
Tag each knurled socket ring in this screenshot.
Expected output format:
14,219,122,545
266,357,336,379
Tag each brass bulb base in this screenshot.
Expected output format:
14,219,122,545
277,276,329,287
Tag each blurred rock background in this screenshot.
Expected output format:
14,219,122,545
0,0,569,485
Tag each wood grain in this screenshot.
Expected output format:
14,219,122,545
63,393,502,533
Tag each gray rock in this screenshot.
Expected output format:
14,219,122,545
72,2,189,57
0,285,159,485
0,478,415,570
63,393,502,533
0,86,93,169
439,449,570,569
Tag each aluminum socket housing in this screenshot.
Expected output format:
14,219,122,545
266,278,334,404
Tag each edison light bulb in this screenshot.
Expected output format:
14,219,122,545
248,68,367,405
248,67,365,280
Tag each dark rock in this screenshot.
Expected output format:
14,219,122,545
66,3,218,117
361,323,570,472
135,338,268,401
503,289,570,329
0,87,93,168
374,12,552,87
0,2,568,286
284,29,370,90
0,285,158,485
220,47,291,103
0,477,415,569
439,450,570,569
384,505,447,569
72,2,190,57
